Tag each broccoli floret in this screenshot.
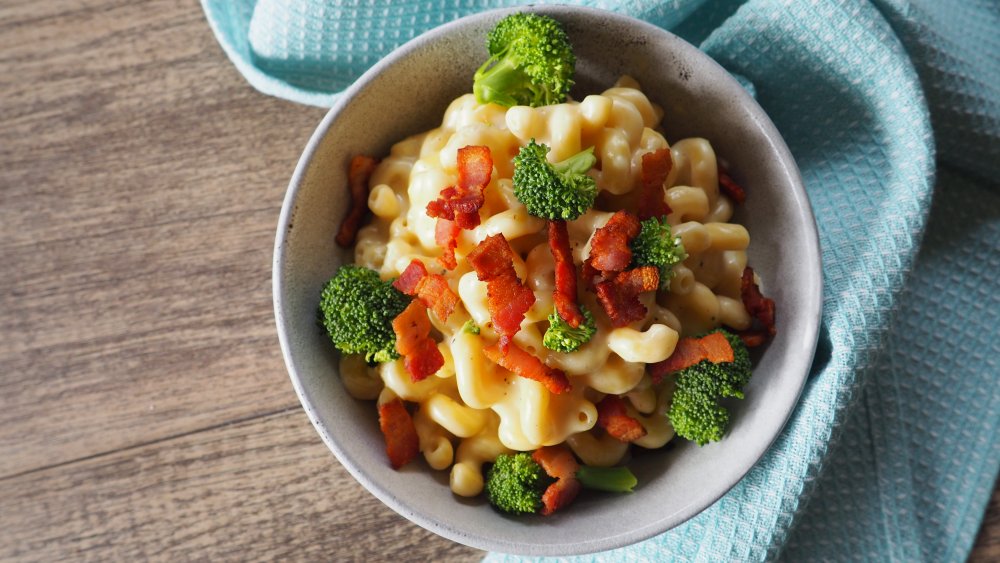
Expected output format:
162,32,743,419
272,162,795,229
462,319,481,335
473,13,575,108
667,329,752,445
513,140,597,220
485,452,637,515
631,216,687,288
485,452,554,515
319,265,410,364
543,307,597,353
714,329,752,397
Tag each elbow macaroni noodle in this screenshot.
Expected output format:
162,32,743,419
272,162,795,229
348,78,753,495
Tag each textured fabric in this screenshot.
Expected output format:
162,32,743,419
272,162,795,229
201,0,1000,560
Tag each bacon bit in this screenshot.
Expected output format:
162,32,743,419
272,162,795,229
580,260,607,291
392,301,444,382
738,266,776,346
532,445,580,479
650,338,704,381
700,331,736,363
378,399,420,469
417,275,458,322
532,446,581,516
649,332,736,383
427,146,493,268
738,331,768,348
548,220,584,328
427,145,493,229
335,155,379,247
718,166,747,205
489,274,537,351
467,233,514,280
585,211,641,273
638,149,674,220
435,219,460,270
483,342,570,394
457,146,492,192
393,260,428,295
594,266,659,327
427,185,481,229
393,260,458,322
540,475,581,516
468,234,535,351
596,395,647,442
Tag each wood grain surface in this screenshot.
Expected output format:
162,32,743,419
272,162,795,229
0,1,995,561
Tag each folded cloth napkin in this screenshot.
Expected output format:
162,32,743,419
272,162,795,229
202,0,1000,559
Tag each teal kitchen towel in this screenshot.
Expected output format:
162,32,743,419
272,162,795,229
202,0,1000,560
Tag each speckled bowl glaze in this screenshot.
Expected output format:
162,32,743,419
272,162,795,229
274,5,821,556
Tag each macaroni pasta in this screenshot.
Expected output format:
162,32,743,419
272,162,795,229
347,77,751,496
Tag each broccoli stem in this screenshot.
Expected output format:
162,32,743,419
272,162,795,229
553,148,596,176
575,466,637,493
474,56,530,108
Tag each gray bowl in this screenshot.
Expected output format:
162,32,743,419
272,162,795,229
273,5,822,556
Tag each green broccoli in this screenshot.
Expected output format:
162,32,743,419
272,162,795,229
543,307,597,353
667,329,752,445
575,465,639,493
473,13,575,108
318,265,411,363
485,452,554,515
513,140,597,220
630,216,687,288
462,319,481,335
485,452,637,515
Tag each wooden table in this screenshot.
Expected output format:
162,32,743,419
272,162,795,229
0,1,996,561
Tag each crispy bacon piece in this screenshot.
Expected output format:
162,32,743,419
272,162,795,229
427,146,493,269
638,149,674,220
427,186,479,228
699,331,735,362
483,342,571,394
378,399,420,469
393,260,458,322
585,211,641,273
392,301,444,382
532,446,582,516
416,275,457,322
540,477,582,516
580,260,606,291
594,266,659,327
468,234,535,351
548,220,584,328
393,260,427,294
596,395,647,442
427,145,493,229
718,166,747,205
335,155,379,247
737,266,776,347
435,219,460,270
532,445,580,479
468,233,514,279
738,331,768,348
649,332,736,383
489,275,537,351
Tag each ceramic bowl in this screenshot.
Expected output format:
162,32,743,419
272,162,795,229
273,5,821,556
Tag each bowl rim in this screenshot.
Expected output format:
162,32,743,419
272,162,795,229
273,5,822,556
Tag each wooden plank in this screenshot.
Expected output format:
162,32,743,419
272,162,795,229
0,407,483,561
0,207,298,476
0,0,327,474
